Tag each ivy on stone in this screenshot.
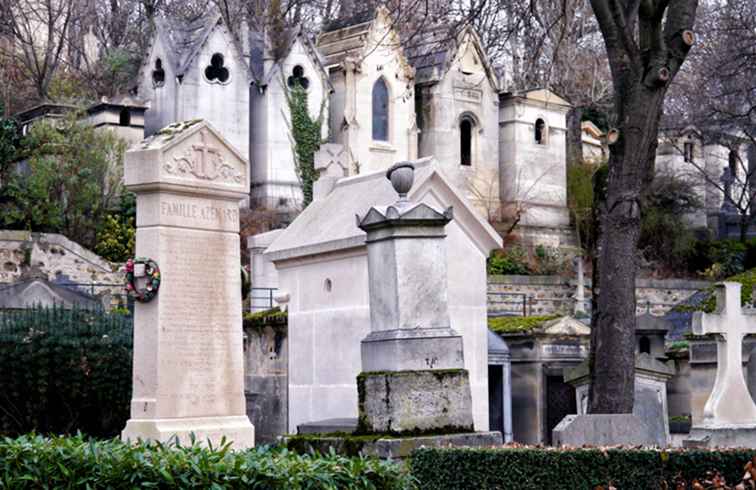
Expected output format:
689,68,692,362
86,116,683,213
284,81,325,207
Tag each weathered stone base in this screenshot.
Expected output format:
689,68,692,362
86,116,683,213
121,416,255,449
298,418,357,435
684,425,756,448
553,414,662,447
360,328,465,371
284,431,502,459
357,369,473,434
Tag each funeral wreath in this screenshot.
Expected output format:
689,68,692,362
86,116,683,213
125,257,161,302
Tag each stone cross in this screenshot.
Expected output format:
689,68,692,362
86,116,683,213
191,129,221,179
693,282,756,426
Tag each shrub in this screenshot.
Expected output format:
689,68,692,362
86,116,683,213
488,246,530,275
0,306,133,437
0,434,415,489
411,447,756,490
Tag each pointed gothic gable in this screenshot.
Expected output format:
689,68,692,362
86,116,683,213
406,25,499,90
316,6,413,77
264,158,501,262
248,25,332,92
127,119,249,196
141,9,251,84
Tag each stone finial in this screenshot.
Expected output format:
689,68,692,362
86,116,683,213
386,162,415,202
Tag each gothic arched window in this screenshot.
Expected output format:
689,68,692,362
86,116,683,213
152,58,165,87
205,53,230,83
287,65,310,90
119,108,131,127
460,117,473,166
535,118,547,144
372,78,389,142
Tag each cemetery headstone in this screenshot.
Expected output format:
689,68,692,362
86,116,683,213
121,120,255,448
564,353,674,447
685,282,756,447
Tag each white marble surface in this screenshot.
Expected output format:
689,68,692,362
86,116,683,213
693,281,756,427
122,121,254,448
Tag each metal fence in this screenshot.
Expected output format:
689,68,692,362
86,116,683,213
56,282,131,311
250,287,277,311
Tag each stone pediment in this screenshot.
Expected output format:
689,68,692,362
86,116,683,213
125,120,249,197
538,316,591,336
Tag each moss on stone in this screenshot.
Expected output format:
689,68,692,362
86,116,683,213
242,307,287,332
488,315,559,334
667,340,689,352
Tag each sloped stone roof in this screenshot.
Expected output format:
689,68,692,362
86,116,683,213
264,158,502,261
0,279,100,310
156,10,223,77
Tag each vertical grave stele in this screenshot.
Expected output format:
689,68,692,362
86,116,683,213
121,120,255,448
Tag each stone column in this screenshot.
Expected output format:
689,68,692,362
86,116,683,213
121,120,255,448
355,162,474,434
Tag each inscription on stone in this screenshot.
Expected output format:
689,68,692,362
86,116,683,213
158,229,242,417
454,87,483,103
542,344,587,356
160,200,239,223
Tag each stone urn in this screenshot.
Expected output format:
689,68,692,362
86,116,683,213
386,162,415,199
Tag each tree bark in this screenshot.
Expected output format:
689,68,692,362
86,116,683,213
566,106,584,167
587,0,697,414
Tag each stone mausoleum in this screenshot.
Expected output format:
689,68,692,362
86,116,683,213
252,158,501,432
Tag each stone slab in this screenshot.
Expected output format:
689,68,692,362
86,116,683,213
122,416,255,448
297,418,358,435
360,328,465,371
284,431,502,459
357,369,473,434
552,414,660,447
684,425,756,448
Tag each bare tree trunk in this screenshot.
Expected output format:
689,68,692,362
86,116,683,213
566,106,584,167
587,0,697,414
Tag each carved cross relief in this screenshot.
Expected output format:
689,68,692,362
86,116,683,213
164,128,242,184
693,282,756,426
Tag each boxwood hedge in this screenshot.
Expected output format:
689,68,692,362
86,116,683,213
410,447,756,489
0,434,415,489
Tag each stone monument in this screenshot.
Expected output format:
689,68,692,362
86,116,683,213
685,282,756,447
355,162,474,434
564,353,674,447
121,120,255,448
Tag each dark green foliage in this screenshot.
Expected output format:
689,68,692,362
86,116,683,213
0,115,19,176
487,246,529,275
0,307,133,437
688,239,749,279
567,163,600,251
0,434,415,489
0,116,128,250
286,84,325,207
638,175,701,273
94,193,136,263
242,307,288,333
410,447,756,489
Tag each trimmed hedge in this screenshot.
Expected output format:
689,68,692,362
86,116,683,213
410,447,756,489
0,306,133,437
0,434,416,489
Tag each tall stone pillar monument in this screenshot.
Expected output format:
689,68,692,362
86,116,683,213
122,120,255,448
356,162,474,434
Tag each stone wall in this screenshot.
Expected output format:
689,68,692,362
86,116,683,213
488,275,713,317
243,316,288,444
0,230,123,306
